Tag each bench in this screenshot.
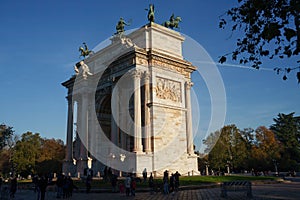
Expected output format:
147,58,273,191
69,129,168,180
220,180,252,198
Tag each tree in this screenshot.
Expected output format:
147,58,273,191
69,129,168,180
0,124,16,177
12,132,42,177
0,124,14,150
36,138,65,174
12,132,65,177
270,112,300,170
251,126,282,171
203,125,248,172
219,0,300,82
240,128,255,169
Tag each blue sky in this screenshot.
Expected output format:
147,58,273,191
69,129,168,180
1,0,299,151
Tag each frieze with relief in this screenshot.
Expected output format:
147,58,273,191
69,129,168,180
155,77,181,102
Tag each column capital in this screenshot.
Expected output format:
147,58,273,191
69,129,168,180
186,81,193,89
66,95,73,103
131,69,142,79
143,71,151,80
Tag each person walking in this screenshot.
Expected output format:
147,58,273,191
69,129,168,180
163,171,169,195
38,176,48,200
86,175,92,193
170,173,175,193
125,175,131,196
131,178,136,196
148,173,154,194
174,171,181,192
56,174,64,198
9,177,17,199
142,168,147,183
0,175,3,198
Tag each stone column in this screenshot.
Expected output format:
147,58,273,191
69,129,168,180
143,72,151,153
77,92,88,174
132,70,143,153
111,84,118,145
65,96,74,161
80,92,89,158
63,96,74,175
185,81,194,155
88,93,96,159
119,87,127,150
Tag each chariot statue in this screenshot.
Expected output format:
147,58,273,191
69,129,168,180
163,14,182,29
79,42,92,58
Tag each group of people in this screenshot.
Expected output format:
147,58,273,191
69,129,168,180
161,170,181,194
0,176,17,199
56,174,78,198
0,169,183,198
124,174,137,196
32,173,77,200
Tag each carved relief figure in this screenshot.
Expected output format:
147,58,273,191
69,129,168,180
155,77,181,102
74,60,93,79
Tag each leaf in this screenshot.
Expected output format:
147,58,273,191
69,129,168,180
219,19,227,28
284,28,296,41
219,56,227,64
232,24,237,31
283,75,287,80
277,68,281,74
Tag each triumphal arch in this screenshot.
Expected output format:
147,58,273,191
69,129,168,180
62,21,199,177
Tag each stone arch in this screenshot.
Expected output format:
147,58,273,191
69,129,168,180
96,94,111,140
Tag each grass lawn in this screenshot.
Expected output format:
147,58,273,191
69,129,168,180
178,175,279,185
15,175,280,189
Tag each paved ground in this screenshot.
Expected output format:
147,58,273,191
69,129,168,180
2,181,300,200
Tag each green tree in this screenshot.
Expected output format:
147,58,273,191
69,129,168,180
0,150,10,176
12,132,65,176
270,112,300,170
240,128,255,169
219,0,300,82
0,124,16,177
0,124,14,150
12,132,42,177
204,125,248,172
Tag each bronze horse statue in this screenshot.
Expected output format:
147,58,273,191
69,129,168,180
163,15,182,29
79,42,92,58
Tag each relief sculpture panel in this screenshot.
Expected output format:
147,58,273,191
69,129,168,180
155,77,181,102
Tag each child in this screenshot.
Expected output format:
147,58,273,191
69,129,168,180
131,178,136,196
119,181,125,193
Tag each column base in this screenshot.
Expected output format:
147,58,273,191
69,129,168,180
76,158,88,177
62,160,76,176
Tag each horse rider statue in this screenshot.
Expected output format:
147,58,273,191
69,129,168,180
79,42,92,58
163,14,182,29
